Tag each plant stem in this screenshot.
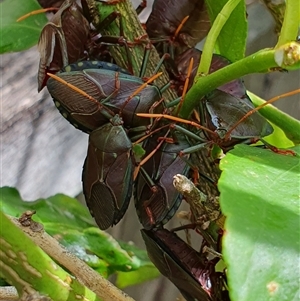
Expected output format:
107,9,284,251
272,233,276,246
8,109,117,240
93,0,178,101
0,212,136,301
0,212,100,301
180,44,300,118
198,0,242,76
276,0,300,47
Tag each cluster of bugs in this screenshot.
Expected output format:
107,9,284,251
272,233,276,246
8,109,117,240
34,0,296,300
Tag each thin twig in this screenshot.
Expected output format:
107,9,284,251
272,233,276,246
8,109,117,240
8,216,135,301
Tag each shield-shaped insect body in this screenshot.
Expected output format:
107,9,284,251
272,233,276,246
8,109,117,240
82,116,134,229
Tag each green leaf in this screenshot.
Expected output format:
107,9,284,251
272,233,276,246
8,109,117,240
219,144,300,301
263,121,295,149
0,187,154,280
43,224,110,276
205,0,247,61
0,0,47,53
46,225,156,278
116,265,160,289
248,91,300,145
0,187,95,229
115,241,160,288
54,227,142,273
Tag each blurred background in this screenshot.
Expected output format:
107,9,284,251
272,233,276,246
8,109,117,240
1,0,299,300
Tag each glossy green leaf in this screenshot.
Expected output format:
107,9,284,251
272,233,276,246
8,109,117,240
55,227,141,273
263,121,295,149
116,265,160,289
119,240,153,264
0,187,154,280
45,225,157,279
248,91,300,145
44,224,110,277
205,0,247,61
116,241,160,288
0,0,47,53
219,144,300,301
0,187,95,229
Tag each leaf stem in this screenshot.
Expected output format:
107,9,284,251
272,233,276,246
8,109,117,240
94,0,178,101
276,0,300,47
198,0,242,76
180,44,300,118
0,212,136,301
0,212,100,301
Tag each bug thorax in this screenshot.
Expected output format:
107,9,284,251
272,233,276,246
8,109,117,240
215,128,228,140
